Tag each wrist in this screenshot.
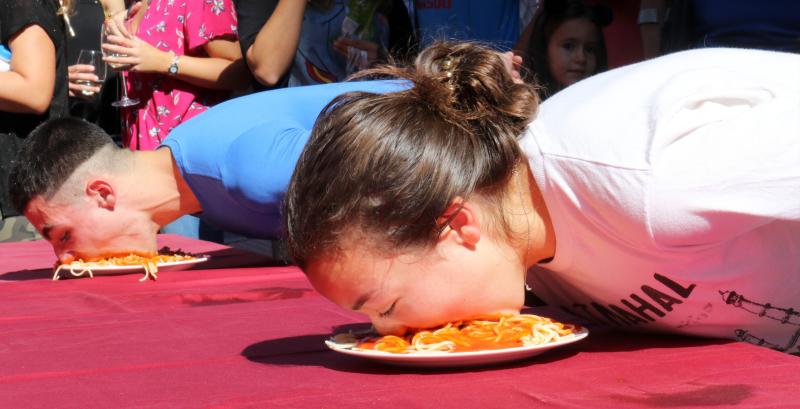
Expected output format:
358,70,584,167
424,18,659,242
108,9,126,20
166,51,180,76
103,4,127,21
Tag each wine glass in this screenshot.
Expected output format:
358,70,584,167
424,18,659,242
100,20,139,107
75,49,107,97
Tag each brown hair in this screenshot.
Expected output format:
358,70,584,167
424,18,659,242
284,41,540,269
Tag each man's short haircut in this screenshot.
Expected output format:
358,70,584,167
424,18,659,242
8,117,117,214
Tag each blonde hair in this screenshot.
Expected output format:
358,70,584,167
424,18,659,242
57,0,75,37
56,0,73,15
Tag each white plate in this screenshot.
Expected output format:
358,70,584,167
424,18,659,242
54,257,208,279
325,327,589,368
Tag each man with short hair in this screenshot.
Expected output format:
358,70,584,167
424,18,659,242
10,80,406,264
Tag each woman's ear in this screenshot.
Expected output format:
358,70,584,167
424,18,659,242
86,179,116,210
437,198,481,249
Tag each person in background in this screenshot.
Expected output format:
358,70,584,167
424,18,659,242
0,0,71,242
65,0,122,142
640,0,800,59
66,0,105,98
102,0,249,151
234,0,307,90
236,0,416,89
331,0,417,79
519,0,643,69
410,0,522,50
519,0,611,99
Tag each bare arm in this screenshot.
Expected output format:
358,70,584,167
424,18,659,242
246,0,306,86
639,0,669,59
180,38,250,90
0,24,56,114
103,24,249,91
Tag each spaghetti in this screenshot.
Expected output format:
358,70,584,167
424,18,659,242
340,314,579,354
53,253,201,282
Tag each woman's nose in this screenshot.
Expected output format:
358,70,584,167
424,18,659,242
371,318,408,336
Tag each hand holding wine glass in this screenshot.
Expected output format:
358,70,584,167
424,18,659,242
100,19,139,107
101,7,176,74
68,49,107,98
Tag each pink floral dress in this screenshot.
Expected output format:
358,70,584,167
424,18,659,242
121,0,238,150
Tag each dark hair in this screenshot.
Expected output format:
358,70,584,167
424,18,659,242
523,0,612,99
284,41,540,269
8,117,116,213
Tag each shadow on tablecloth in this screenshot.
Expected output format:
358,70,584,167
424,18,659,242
241,323,737,375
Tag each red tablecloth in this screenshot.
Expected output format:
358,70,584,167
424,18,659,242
1,235,798,409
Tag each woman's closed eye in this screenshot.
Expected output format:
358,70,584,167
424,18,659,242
379,299,398,318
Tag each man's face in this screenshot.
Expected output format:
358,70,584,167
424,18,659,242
25,192,158,264
305,231,526,336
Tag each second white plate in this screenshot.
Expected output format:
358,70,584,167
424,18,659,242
54,257,208,279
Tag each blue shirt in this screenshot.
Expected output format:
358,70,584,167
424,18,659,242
692,0,800,52
413,0,520,50
289,0,390,86
162,80,408,239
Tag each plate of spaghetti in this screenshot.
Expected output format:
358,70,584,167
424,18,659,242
53,250,207,282
325,313,588,368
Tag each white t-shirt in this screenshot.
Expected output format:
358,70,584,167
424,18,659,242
521,48,800,352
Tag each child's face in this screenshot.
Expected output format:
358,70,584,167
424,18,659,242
546,17,600,89
305,230,527,335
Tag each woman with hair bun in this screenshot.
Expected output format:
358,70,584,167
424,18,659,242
285,42,800,352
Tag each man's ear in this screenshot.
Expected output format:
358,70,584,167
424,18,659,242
437,198,481,249
86,179,116,210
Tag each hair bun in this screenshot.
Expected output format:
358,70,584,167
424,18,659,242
413,42,539,133
349,41,539,143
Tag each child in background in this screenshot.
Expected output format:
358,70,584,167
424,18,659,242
519,0,611,99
